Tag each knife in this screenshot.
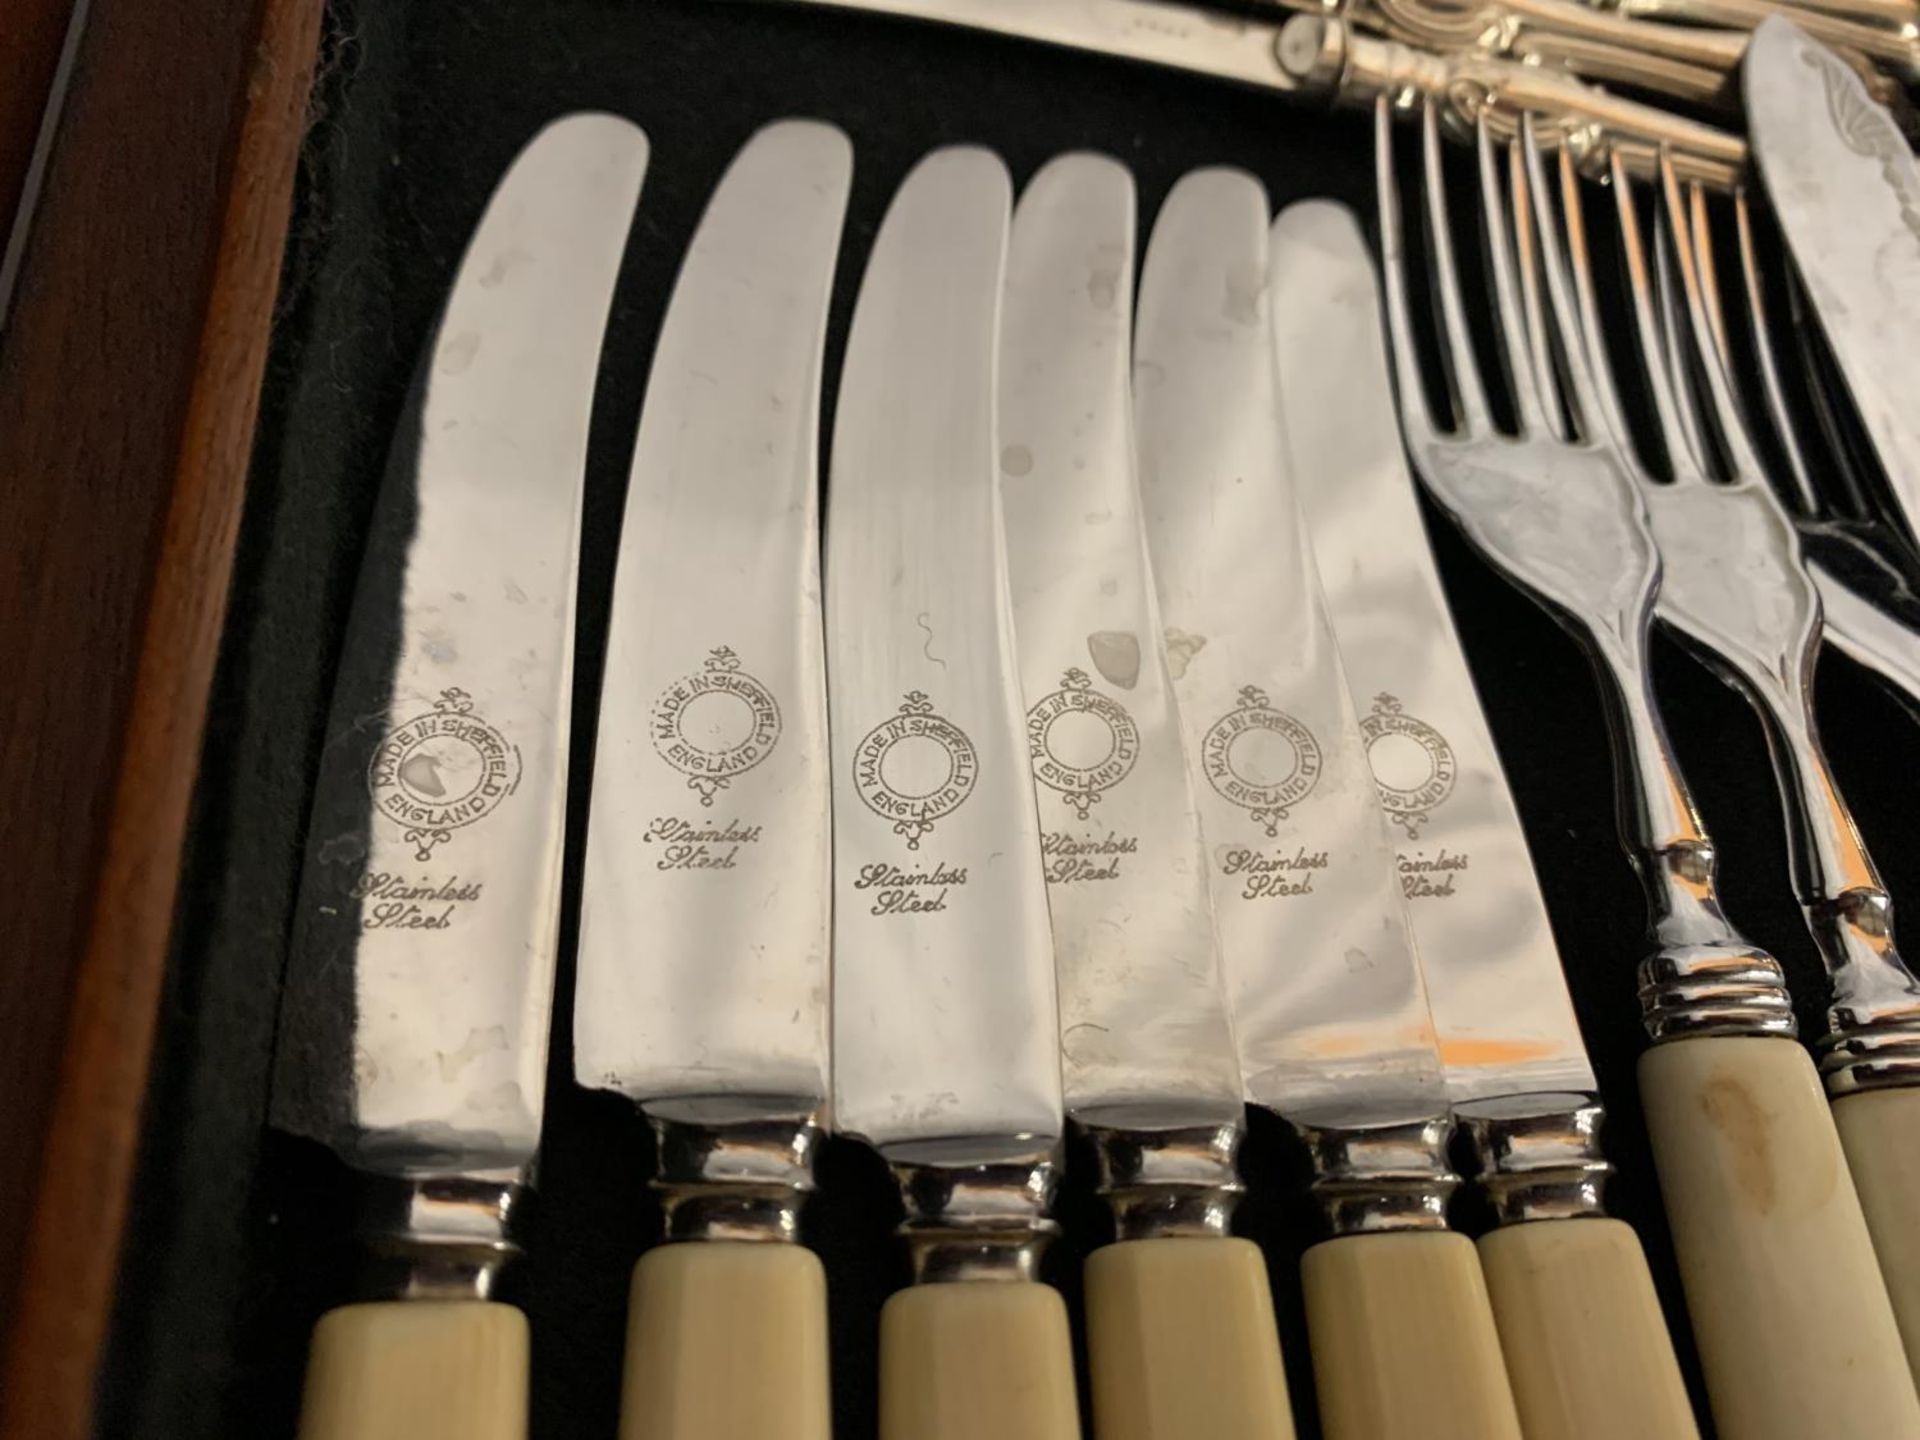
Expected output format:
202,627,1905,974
1272,198,1699,1440
1747,18,1920,550
824,146,1079,1440
1132,167,1522,1440
997,152,1295,1440
267,113,646,1440
573,120,848,1440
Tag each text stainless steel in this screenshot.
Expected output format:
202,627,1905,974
575,120,849,1241
269,113,646,1290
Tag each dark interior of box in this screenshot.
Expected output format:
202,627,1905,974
93,1,1920,1435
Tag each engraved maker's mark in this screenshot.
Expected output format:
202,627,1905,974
1360,693,1457,841
1026,668,1140,821
367,687,521,861
852,691,978,850
649,646,782,806
1201,684,1322,837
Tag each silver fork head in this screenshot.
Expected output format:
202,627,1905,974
1374,96,1661,647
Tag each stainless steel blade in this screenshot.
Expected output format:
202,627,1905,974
1271,200,1595,1109
759,0,1299,94
270,114,648,1177
1133,168,1447,1131
575,121,847,1129
999,153,1243,1134
1747,17,1920,544
825,147,1062,1163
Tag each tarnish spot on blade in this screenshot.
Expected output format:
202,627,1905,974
1002,444,1033,477
478,248,534,288
1438,1037,1564,1069
1088,631,1141,690
1225,263,1266,326
1164,628,1207,679
1088,266,1119,311
438,331,481,375
438,1024,510,1082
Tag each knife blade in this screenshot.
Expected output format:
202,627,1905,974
824,146,1079,1440
1747,16,1920,548
1273,198,1699,1440
997,151,1295,1440
1133,166,1522,1440
268,112,646,1440
574,119,847,1440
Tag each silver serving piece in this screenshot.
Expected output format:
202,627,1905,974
1134,166,1455,1234
824,146,1065,1283
1272,200,1604,1221
269,113,647,1294
574,121,849,1241
998,153,1247,1241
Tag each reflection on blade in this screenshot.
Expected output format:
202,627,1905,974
1133,168,1447,1131
1272,200,1594,1107
270,113,648,1178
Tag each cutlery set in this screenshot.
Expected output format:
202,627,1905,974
263,9,1920,1440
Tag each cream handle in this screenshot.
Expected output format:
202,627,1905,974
878,1281,1081,1440
617,1241,831,1440
1083,1236,1297,1440
297,1299,527,1440
1478,1217,1698,1440
1300,1229,1523,1440
1640,1035,1920,1437
1834,1086,1920,1384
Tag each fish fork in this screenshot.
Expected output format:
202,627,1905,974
1618,165,1920,1376
1376,95,1920,1438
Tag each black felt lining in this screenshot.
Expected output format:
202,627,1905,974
96,2,1920,1437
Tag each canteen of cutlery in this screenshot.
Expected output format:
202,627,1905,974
1134,165,1524,1440
1375,93,1920,1436
1273,197,1700,1440
997,152,1295,1440
823,146,1080,1440
265,113,647,1440
572,119,849,1440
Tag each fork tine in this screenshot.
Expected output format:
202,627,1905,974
1474,122,1552,437
1607,150,1709,484
1375,98,1441,450
1505,135,1564,440
1733,190,1821,516
1672,174,1767,482
1555,148,1634,456
1651,192,1720,480
1419,100,1494,435
1515,117,1608,448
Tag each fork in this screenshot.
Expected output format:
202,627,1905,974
1376,95,1920,1439
1623,165,1920,1377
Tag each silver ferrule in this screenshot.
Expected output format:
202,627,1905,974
891,1146,1062,1284
1292,1113,1459,1235
1638,934,1800,1041
1456,1098,1613,1224
650,1106,822,1244
1822,1006,1920,1097
1080,1115,1246,1241
356,1171,529,1301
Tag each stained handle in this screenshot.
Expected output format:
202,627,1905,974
1834,1085,1920,1385
296,1300,527,1440
1084,1236,1297,1440
878,1281,1081,1440
617,1241,831,1440
1478,1217,1698,1440
1300,1229,1523,1440
1640,1035,1920,1437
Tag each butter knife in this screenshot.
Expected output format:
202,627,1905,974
1134,167,1522,1440
574,119,848,1440
825,146,1079,1440
268,113,646,1440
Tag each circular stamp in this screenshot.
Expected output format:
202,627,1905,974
1360,693,1456,840
650,646,782,806
1200,684,1322,837
852,691,978,850
1027,668,1139,820
367,687,522,861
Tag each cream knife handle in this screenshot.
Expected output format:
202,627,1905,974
1300,1229,1524,1440
1834,1087,1920,1383
297,1300,527,1440
1640,1035,1920,1437
1478,1218,1699,1440
1084,1237,1297,1440
879,1281,1081,1440
617,1242,831,1440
